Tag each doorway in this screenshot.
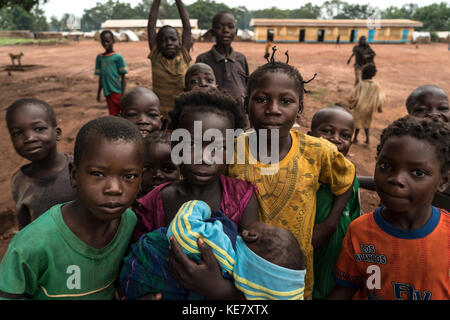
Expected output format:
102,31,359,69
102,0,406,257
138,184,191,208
317,29,324,42
299,29,305,42
267,29,274,42
350,29,357,42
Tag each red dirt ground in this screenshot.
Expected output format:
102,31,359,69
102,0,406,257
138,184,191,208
0,40,449,259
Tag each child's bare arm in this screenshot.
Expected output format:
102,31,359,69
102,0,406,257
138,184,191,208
357,176,376,191
175,0,192,49
121,74,126,94
147,0,160,50
312,175,355,249
347,53,354,64
168,237,244,299
238,192,258,232
327,285,357,300
97,76,102,102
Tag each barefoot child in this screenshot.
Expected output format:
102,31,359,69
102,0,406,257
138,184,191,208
349,63,385,145
120,86,163,137
406,85,450,210
120,200,306,300
184,63,217,91
95,30,128,116
307,107,361,299
0,116,143,299
329,115,450,300
6,98,76,229
147,0,192,117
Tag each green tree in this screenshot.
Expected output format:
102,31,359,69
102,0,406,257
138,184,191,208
290,3,322,19
186,0,230,29
413,2,450,31
0,0,47,11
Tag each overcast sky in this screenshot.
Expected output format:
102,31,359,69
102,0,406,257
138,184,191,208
42,0,447,19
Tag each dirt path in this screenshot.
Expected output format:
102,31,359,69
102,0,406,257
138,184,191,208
0,40,449,258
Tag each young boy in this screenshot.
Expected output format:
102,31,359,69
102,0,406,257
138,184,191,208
147,0,192,117
120,200,306,300
184,63,217,91
307,107,361,300
6,98,76,229
329,116,450,300
120,86,163,137
95,30,128,116
0,116,143,300
406,84,450,210
195,11,249,107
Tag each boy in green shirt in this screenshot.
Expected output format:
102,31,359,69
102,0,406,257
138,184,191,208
95,30,128,116
0,116,144,299
307,106,361,300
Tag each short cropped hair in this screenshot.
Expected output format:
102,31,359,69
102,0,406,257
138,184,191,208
169,88,247,130
100,30,115,42
377,115,450,174
361,63,377,80
310,106,354,131
120,86,160,112
74,116,144,166
6,98,57,127
405,85,448,113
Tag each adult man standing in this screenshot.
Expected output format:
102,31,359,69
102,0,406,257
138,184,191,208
347,36,376,85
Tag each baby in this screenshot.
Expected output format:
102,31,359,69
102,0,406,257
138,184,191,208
120,200,306,300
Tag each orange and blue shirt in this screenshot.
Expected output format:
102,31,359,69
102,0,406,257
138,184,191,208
333,206,450,300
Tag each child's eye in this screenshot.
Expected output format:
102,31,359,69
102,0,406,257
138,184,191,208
124,173,138,181
190,79,199,84
438,105,449,111
90,171,104,177
321,129,332,135
411,170,427,177
378,162,391,169
163,167,177,173
281,98,294,104
341,133,352,140
206,78,214,83
254,96,268,104
11,130,22,137
34,126,47,132
124,112,137,118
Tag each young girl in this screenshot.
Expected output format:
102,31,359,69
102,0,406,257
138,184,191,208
147,0,192,117
349,63,385,145
95,30,128,116
139,130,181,197
330,115,450,300
6,98,76,229
169,53,356,300
120,86,163,137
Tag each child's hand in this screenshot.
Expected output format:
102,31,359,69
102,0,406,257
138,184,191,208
312,221,338,249
168,237,237,299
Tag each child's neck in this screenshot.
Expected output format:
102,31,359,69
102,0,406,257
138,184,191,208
26,149,66,179
381,205,433,231
61,200,120,249
252,131,293,164
181,178,221,198
215,43,232,56
104,49,114,55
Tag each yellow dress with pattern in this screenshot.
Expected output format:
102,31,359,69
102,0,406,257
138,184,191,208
227,130,355,299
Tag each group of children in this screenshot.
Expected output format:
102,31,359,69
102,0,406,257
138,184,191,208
1,1,449,301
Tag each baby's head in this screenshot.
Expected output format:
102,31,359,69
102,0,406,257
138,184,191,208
309,106,355,156
141,130,181,195
6,98,61,163
120,87,162,137
241,221,305,271
184,63,217,91
71,116,144,221
212,11,237,47
375,115,450,213
156,25,181,59
246,59,307,138
406,85,449,123
100,30,115,52
169,88,246,186
361,63,377,80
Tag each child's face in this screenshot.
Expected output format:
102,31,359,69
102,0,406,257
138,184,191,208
186,68,217,91
408,89,449,123
177,111,232,186
374,135,445,214
141,142,180,195
70,137,143,222
158,28,181,59
247,71,302,139
309,110,354,156
213,13,236,47
7,104,61,162
121,94,162,137
101,33,114,52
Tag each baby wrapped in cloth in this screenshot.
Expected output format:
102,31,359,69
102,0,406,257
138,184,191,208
120,200,306,299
